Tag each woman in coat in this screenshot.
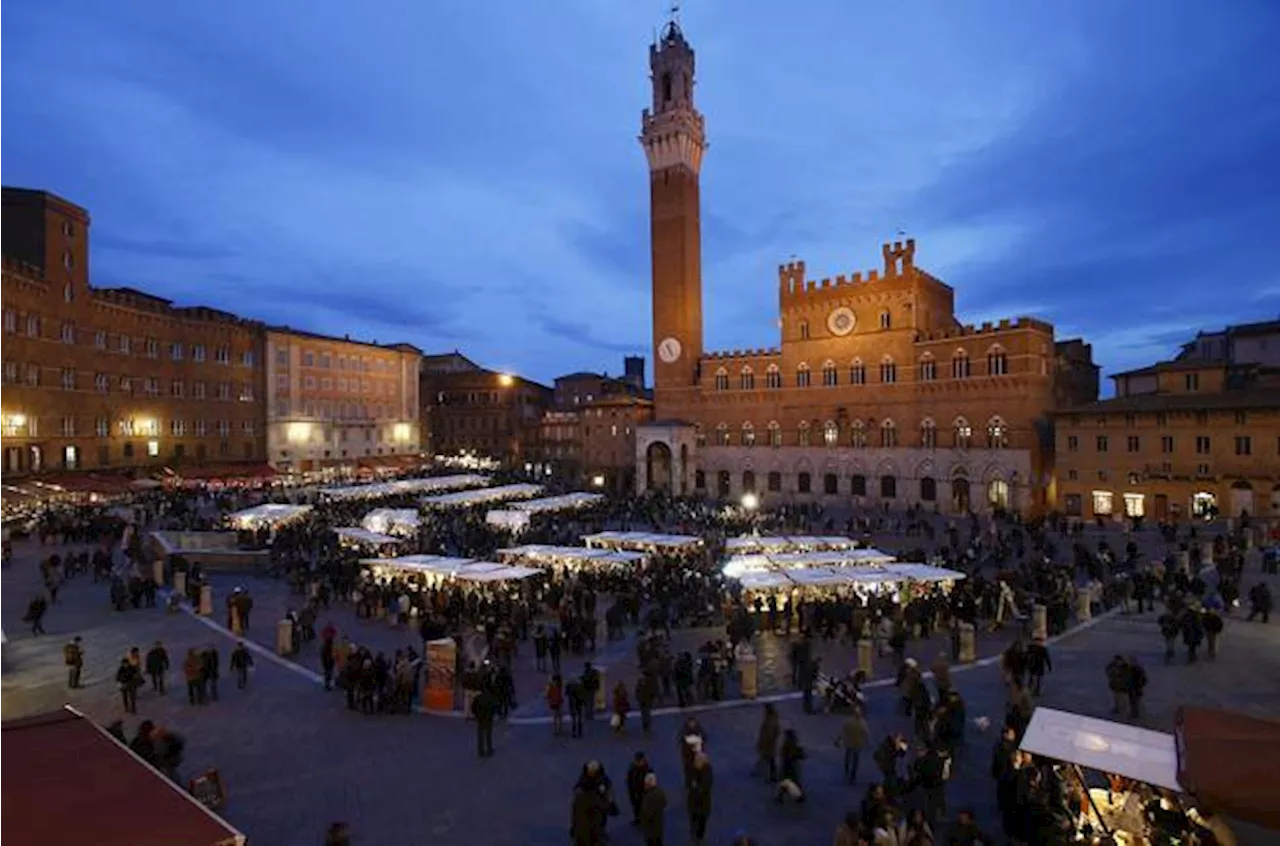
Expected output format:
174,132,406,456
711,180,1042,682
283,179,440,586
638,772,668,846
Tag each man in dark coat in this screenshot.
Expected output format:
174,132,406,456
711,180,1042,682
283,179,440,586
686,753,713,846
1025,637,1052,696
472,688,496,757
201,645,221,702
626,751,653,826
229,641,254,689
639,772,668,846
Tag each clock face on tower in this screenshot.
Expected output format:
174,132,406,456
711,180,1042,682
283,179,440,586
827,306,857,337
658,337,683,364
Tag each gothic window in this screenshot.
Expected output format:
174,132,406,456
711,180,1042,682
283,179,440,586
880,356,897,384
881,419,898,448
880,474,897,498
987,345,1008,376
742,470,756,492
767,471,782,492
822,360,838,387
662,72,672,104
799,320,810,341
850,359,866,385
952,350,971,379
987,416,1008,449
714,367,729,391
740,366,755,390
919,354,937,382
879,309,892,330
797,472,812,493
921,418,937,449
694,469,706,489
716,423,730,446
850,419,867,449
954,417,972,450
823,420,839,446
768,420,782,448
920,476,937,501
742,422,755,447
824,473,838,495
798,421,811,447
765,364,782,389
796,363,811,388
850,474,867,496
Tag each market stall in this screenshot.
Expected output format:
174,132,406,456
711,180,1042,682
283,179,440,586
497,544,647,571
452,564,543,583
485,509,531,534
360,554,479,580
724,534,859,554
333,527,404,549
321,474,489,501
582,531,704,553
361,508,420,537
1175,705,1280,830
225,503,312,530
769,548,897,568
511,492,606,513
421,483,544,509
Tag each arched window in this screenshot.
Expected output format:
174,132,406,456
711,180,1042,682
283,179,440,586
823,473,838,495
920,476,937,501
796,363,811,388
987,416,1008,449
920,417,937,449
919,353,937,382
715,422,730,446
952,350,970,379
714,367,729,391
742,470,756,492
987,345,1008,376
850,474,867,496
798,472,812,493
694,469,706,489
850,419,867,449
821,360,838,387
954,417,972,450
880,355,897,384
740,366,755,390
717,470,731,497
765,364,782,389
768,420,782,448
798,421,811,447
823,420,839,446
880,474,897,498
881,419,898,448
742,421,756,447
850,358,867,385
767,471,782,492
799,320,810,340
879,309,892,330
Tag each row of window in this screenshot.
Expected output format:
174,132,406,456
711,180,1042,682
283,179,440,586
698,417,1008,449
6,439,256,474
712,351,1011,391
277,401,400,420
1,311,255,366
2,362,254,401
1,416,254,438
693,468,1002,504
284,348,398,372
1070,410,1252,428
284,375,390,394
1067,434,1255,456
1063,465,1220,484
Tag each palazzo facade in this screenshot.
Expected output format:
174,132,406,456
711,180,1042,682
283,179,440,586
634,24,1098,515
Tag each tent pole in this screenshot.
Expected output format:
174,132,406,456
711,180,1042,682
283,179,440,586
1073,764,1114,838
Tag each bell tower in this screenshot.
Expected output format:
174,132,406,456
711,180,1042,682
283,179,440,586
641,19,706,403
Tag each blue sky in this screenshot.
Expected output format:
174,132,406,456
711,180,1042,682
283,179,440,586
4,1,1278,387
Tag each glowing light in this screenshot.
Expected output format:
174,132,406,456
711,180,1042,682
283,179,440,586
498,373,514,387
392,423,412,443
741,492,759,511
8,413,27,427
286,422,313,444
592,475,606,487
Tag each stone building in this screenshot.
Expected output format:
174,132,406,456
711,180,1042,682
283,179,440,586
1,188,267,477
1054,320,1280,522
580,395,654,494
420,353,552,467
529,410,582,481
553,356,648,409
632,25,1097,515
264,328,421,474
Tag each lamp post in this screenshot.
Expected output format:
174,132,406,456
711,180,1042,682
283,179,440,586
741,492,759,533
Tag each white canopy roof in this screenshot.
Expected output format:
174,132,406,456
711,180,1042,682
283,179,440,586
226,503,312,527
1019,707,1180,791
360,554,477,576
511,492,605,513
333,527,403,545
769,549,896,568
725,535,859,553
485,509,531,531
498,545,645,567
882,563,967,582
321,474,489,500
453,564,542,582
722,554,777,578
422,483,544,508
582,531,703,551
737,571,794,591
361,508,420,534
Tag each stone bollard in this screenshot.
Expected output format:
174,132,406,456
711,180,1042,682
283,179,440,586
958,623,976,663
198,585,213,617
1032,604,1048,641
594,667,608,713
173,571,188,599
857,639,874,679
739,654,759,699
276,619,294,656
1077,587,1093,622
152,558,165,587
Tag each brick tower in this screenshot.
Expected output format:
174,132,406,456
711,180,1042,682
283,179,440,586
641,20,706,410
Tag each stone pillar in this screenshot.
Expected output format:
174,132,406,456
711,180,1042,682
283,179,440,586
594,667,608,713
1076,587,1093,622
958,623,976,663
857,639,874,679
276,619,294,656
739,654,758,699
1032,604,1048,641
173,571,187,599
198,584,213,617
152,558,165,587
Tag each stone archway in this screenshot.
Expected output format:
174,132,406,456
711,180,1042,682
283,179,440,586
646,442,673,493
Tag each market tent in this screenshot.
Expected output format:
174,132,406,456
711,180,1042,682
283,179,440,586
225,503,312,528
2,707,245,846
497,545,644,568
737,571,794,591
511,492,605,513
422,483,544,508
361,508,420,535
360,554,477,576
322,474,488,501
881,563,967,582
1175,706,1280,829
1019,707,1180,792
453,564,542,582
722,555,777,577
333,527,403,545
485,509,531,532
582,531,703,551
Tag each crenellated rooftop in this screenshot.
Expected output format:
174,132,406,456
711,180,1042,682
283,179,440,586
914,316,1053,343
702,347,782,362
778,239,922,301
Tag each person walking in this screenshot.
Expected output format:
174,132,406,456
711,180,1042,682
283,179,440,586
230,642,253,689
472,687,496,758
567,677,587,738
638,772,668,846
626,751,653,826
635,673,656,735
1125,655,1147,719
1105,655,1129,717
115,657,142,714
755,703,780,782
611,680,630,735
145,641,169,693
64,636,85,689
201,645,221,702
776,729,807,804
686,753,713,846
320,626,337,691
25,595,48,635
184,648,205,705
1025,637,1052,696
1203,607,1223,659
547,674,566,736
581,662,601,722
835,705,870,785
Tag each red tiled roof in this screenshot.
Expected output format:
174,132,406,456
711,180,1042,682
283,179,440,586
1,708,244,846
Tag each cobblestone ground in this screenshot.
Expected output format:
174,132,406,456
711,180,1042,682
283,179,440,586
5,529,1278,846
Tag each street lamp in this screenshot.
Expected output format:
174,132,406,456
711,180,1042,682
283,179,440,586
741,492,759,511
498,373,514,387
591,474,606,488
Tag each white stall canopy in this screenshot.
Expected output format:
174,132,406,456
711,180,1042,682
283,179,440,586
452,564,542,583
511,493,605,513
737,571,795,591
226,503,313,529
582,531,703,552
769,549,896,569
498,545,646,568
360,554,477,577
422,483,544,509
485,509,531,533
722,555,778,578
725,535,859,554
361,508,420,536
333,527,403,546
882,563,967,582
321,474,489,501
1019,707,1181,792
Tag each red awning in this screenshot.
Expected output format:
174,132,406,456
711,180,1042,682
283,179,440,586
1175,706,1280,829
178,463,277,481
1,708,245,846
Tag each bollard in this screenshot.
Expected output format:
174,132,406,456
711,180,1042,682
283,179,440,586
152,558,165,587
958,623,976,663
595,666,608,713
276,619,294,656
173,571,188,598
739,654,759,699
1032,604,1048,641
856,639,874,679
1077,587,1093,622
198,584,213,617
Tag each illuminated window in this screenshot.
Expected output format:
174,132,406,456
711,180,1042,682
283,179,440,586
880,419,897,448
850,420,867,449
768,421,782,447
954,418,972,449
987,417,1008,449
1092,490,1114,516
823,420,838,446
920,418,937,449
821,360,838,387
798,421,811,447
796,363,811,388
716,423,730,446
740,367,755,390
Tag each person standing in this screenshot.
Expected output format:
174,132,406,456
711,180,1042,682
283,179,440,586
1203,607,1224,659
201,645,221,702
635,673,656,735
835,706,870,785
638,772,667,846
1125,655,1147,719
472,687,496,758
547,674,566,736
145,641,169,693
1025,637,1052,696
320,627,337,691
756,704,780,782
230,642,253,689
626,751,653,826
1246,582,1271,623
567,677,587,738
184,648,205,705
686,753,713,846
26,595,49,635
1105,655,1129,716
776,729,807,804
64,636,85,689
581,662,600,722
115,657,142,714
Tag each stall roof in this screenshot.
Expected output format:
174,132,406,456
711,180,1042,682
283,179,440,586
582,531,703,550
360,554,477,575
453,564,542,582
422,483,544,508
1019,707,1180,791
511,492,605,513
882,563,967,582
322,474,489,501
226,503,312,526
2,707,245,846
722,555,777,577
724,535,859,553
769,549,896,568
333,527,403,545
737,571,795,591
1176,706,1280,829
361,508,420,533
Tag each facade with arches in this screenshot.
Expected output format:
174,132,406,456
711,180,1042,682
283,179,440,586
634,22,1098,513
